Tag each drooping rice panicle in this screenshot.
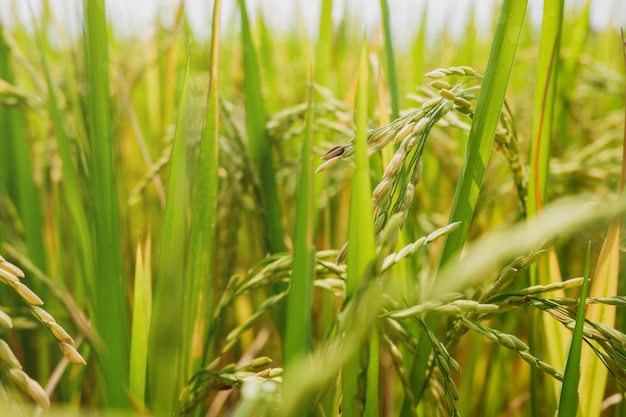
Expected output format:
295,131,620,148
319,66,526,264
0,255,86,409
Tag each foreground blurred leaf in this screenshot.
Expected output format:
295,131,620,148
557,242,591,417
342,36,377,417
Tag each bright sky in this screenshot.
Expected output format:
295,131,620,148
1,0,625,49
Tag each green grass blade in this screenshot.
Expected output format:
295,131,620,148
237,0,285,254
379,0,399,120
526,2,565,413
185,0,221,378
148,45,192,413
617,30,626,417
528,0,564,217
315,0,333,90
313,5,337,415
557,242,591,417
556,0,589,143
36,2,96,376
364,328,380,417
578,221,621,415
403,3,528,414
576,24,626,417
342,37,377,417
129,240,152,410
283,74,315,416
0,27,9,188
347,37,376,303
83,0,130,407
0,27,46,270
438,0,528,266
410,6,427,91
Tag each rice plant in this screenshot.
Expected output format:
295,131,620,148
0,0,625,416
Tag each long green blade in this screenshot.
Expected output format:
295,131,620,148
238,0,285,254
148,45,192,413
527,1,565,414
379,0,399,120
342,37,376,417
283,75,316,416
129,241,152,409
83,0,130,407
0,27,46,271
557,242,591,417
438,0,528,266
528,0,564,218
184,0,222,380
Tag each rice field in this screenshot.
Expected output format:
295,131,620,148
1,0,626,416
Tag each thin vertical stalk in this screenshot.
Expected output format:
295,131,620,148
528,0,564,217
557,243,591,417
283,75,316,417
238,0,285,255
83,0,130,407
527,2,564,414
0,27,46,271
149,45,192,413
185,0,222,381
379,0,399,120
342,37,376,417
129,241,152,409
438,0,528,266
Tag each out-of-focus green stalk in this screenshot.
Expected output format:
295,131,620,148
616,29,626,417
527,1,564,414
83,0,130,408
283,75,316,417
0,27,46,271
364,328,380,417
438,0,528,265
148,45,192,413
342,36,376,417
379,0,399,120
528,0,564,218
237,0,285,255
185,0,221,380
557,243,591,417
129,241,152,409
315,0,333,90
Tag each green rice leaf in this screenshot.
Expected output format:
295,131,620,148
0,27,46,270
148,44,192,413
364,328,380,417
342,36,377,417
526,2,565,412
379,0,399,120
283,74,316,415
238,0,285,254
129,241,152,409
438,0,528,266
557,242,591,417
83,0,130,407
185,0,222,379
528,0,564,217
